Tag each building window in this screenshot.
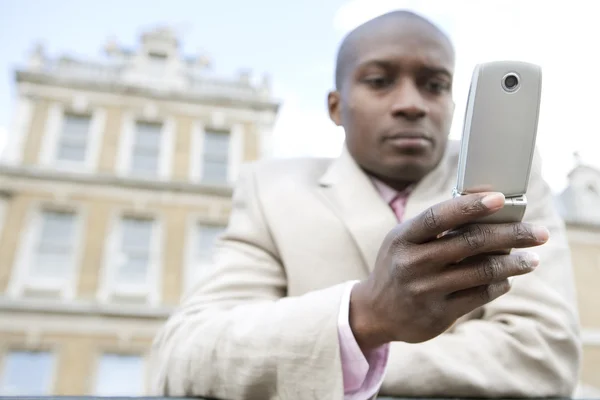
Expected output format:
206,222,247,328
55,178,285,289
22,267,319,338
32,210,76,280
100,215,161,303
0,351,54,395
93,353,144,396
117,217,153,285
186,223,225,291
202,129,230,184
9,208,80,298
55,113,91,163
130,121,162,176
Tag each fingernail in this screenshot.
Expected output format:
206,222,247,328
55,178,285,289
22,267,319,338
481,193,505,210
527,252,540,268
532,226,550,243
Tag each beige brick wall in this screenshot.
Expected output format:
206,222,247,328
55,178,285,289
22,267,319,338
22,100,50,166
159,205,186,305
73,199,112,299
172,116,193,181
243,121,259,162
569,241,600,329
582,344,600,389
98,107,124,174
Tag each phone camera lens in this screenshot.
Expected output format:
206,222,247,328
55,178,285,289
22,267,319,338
502,73,519,92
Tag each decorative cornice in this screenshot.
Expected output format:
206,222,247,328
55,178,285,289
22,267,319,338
0,164,234,197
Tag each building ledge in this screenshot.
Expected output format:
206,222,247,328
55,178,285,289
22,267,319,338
0,296,174,319
16,69,280,113
0,164,234,197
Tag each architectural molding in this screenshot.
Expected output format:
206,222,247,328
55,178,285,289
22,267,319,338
0,296,172,320
582,329,600,345
0,164,234,198
2,96,33,165
17,71,280,113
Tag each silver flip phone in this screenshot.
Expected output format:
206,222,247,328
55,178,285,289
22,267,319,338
453,61,542,223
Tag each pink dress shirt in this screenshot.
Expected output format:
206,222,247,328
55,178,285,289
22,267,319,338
338,178,412,399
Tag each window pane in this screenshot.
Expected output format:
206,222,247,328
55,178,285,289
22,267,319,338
131,153,159,175
202,160,228,183
122,218,152,249
56,114,90,163
32,211,75,278
0,351,53,395
134,122,162,148
196,224,224,263
131,122,162,175
203,130,229,157
94,354,144,396
57,143,86,162
118,218,152,284
202,130,229,183
33,249,69,278
40,211,75,242
118,255,149,283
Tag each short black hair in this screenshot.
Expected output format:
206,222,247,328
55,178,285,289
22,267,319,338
334,10,454,90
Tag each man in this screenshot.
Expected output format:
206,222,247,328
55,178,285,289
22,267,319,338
149,10,581,400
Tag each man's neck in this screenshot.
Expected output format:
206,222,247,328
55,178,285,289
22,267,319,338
366,171,414,193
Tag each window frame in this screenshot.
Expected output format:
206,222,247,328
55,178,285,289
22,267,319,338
7,202,86,300
40,102,105,171
98,208,163,305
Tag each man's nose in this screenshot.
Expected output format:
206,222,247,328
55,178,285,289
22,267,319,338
390,79,428,121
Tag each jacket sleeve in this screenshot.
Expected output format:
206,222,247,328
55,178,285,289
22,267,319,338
147,164,346,400
380,150,582,398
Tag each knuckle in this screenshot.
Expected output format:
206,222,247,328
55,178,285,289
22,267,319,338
461,225,486,249
479,257,500,281
423,207,440,230
459,198,487,215
388,228,410,250
512,223,536,241
407,281,430,297
479,286,492,303
517,254,531,272
495,279,511,294
487,280,511,300
426,303,447,328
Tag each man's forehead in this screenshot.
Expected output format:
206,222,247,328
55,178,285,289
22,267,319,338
334,12,455,88
351,21,454,68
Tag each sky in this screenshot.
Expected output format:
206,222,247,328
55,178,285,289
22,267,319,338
0,0,599,193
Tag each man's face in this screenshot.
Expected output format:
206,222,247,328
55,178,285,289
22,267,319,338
329,20,455,184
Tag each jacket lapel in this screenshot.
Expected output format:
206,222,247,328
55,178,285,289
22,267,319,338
317,141,460,273
318,145,397,273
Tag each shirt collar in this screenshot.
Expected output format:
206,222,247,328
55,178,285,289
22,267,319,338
370,177,414,204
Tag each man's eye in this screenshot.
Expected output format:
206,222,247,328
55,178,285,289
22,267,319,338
425,80,451,93
364,76,392,89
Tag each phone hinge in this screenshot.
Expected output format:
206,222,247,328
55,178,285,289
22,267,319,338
452,188,527,223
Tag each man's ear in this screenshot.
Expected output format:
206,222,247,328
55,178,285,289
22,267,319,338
327,90,342,126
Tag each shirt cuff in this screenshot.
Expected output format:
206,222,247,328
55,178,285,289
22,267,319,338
338,280,390,399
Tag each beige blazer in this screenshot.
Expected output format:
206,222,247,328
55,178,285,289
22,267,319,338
149,140,581,400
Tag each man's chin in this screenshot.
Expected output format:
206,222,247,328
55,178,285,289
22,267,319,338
386,159,436,182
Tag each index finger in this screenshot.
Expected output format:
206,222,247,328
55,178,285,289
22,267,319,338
401,192,506,244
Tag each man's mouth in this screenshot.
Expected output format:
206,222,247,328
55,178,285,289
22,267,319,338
384,133,433,149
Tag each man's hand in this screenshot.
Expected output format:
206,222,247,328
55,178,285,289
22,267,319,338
349,192,549,350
